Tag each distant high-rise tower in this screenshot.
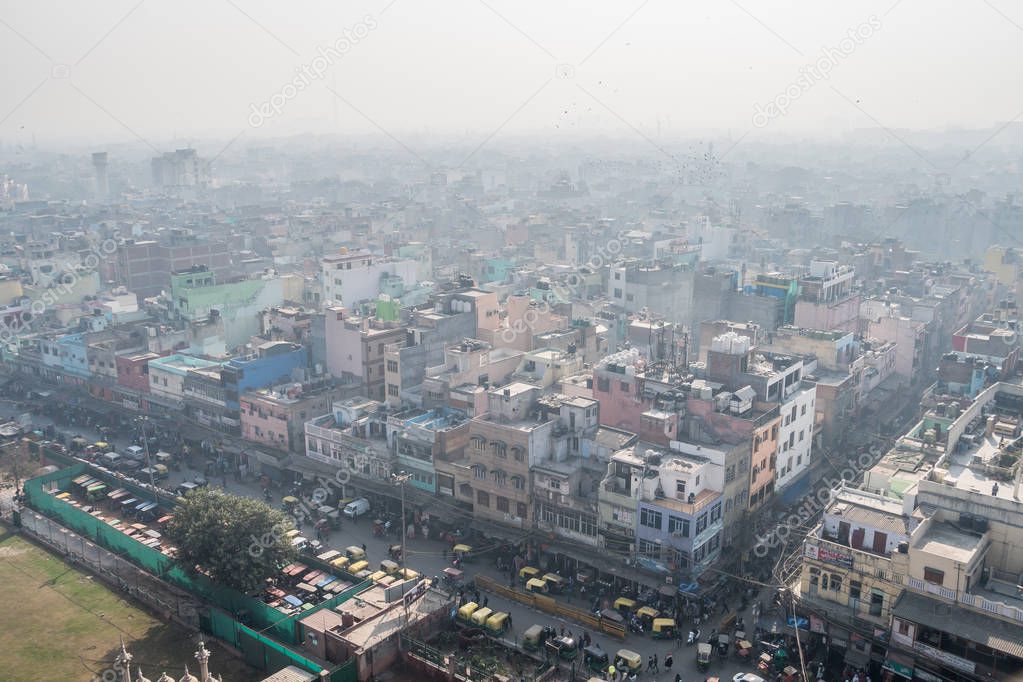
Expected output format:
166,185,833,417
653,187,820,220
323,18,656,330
92,151,109,202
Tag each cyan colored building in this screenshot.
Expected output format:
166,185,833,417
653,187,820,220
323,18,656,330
57,333,91,378
387,406,470,494
482,257,515,284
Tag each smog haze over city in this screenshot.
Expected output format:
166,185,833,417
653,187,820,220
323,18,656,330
2,2,1023,682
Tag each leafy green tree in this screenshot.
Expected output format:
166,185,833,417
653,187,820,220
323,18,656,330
165,488,297,593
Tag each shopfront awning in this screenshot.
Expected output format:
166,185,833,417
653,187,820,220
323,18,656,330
882,652,914,679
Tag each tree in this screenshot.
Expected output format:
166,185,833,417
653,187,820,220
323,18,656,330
164,488,297,594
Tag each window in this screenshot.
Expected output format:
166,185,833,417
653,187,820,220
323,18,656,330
770,425,778,440
696,514,707,534
708,534,719,551
596,377,610,392
497,496,509,513
799,430,805,442
640,508,663,529
626,294,634,302
710,502,721,522
512,446,524,462
801,403,807,416
668,516,690,537
511,475,525,490
473,464,486,479
613,288,622,298
849,580,862,600
829,574,842,591
614,272,621,280
725,465,735,483
516,502,527,518
550,479,562,490
620,381,630,392
869,589,884,616
638,539,660,558
676,480,686,495
477,490,489,507
923,567,945,585
386,360,398,373
388,384,399,397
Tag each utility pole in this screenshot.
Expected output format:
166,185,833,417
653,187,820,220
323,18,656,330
138,416,158,505
392,471,412,626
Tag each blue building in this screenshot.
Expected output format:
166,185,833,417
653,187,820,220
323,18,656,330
57,332,90,379
386,406,470,493
611,443,725,580
222,341,308,409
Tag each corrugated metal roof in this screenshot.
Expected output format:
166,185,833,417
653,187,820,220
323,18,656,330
893,591,1023,660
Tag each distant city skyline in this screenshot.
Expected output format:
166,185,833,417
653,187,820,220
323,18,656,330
1,0,1022,147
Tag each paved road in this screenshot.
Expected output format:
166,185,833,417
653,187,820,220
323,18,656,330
3,400,801,681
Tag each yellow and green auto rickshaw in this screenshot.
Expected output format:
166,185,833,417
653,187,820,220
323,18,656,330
525,577,549,594
542,573,566,593
652,617,676,640
522,624,547,652
470,607,493,627
636,605,660,627
380,559,400,575
614,649,642,675
455,602,478,627
452,543,474,563
519,566,540,584
696,643,712,672
583,644,609,673
330,556,350,571
347,560,369,575
613,597,637,615
345,545,366,561
484,612,508,637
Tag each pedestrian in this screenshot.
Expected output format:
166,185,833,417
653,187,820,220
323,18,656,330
474,588,481,603
674,675,681,682
482,596,489,608
607,664,615,681
663,653,672,671
647,656,654,672
361,542,366,552
560,626,566,638
653,654,659,673
506,613,513,630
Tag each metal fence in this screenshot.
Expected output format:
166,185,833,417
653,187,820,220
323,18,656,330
475,575,627,639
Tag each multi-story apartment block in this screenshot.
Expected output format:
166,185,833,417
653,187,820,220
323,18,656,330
304,397,394,491
420,339,523,415
794,260,860,334
386,406,470,494
321,249,418,306
241,379,352,453
323,307,406,402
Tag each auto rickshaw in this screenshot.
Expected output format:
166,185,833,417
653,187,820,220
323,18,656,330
380,559,400,575
484,612,508,637
470,606,493,627
345,545,366,561
781,665,799,682
330,556,350,571
546,635,578,661
614,597,637,615
583,644,609,673
372,518,387,537
697,643,712,672
651,618,676,640
317,506,341,529
282,495,300,511
347,560,369,575
155,451,176,470
519,566,540,584
716,633,731,659
636,605,659,627
368,570,388,583
456,602,478,627
522,624,549,652
542,573,565,593
399,568,419,580
735,639,753,662
614,649,642,676
525,577,549,594
442,566,464,589
389,544,402,561
452,543,473,562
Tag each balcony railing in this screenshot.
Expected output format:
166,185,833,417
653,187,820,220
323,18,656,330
907,577,1023,624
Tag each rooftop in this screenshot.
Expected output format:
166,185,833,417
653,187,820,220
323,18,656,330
913,521,985,564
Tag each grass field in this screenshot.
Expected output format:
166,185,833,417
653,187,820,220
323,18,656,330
0,528,257,681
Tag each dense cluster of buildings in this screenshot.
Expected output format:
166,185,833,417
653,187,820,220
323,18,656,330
3,154,1023,681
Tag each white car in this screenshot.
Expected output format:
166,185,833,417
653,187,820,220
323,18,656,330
342,497,370,519
733,674,766,682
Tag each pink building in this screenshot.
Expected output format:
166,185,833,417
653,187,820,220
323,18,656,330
240,380,349,453
116,350,162,393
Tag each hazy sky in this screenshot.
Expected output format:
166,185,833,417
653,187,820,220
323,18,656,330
2,0,1022,150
